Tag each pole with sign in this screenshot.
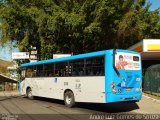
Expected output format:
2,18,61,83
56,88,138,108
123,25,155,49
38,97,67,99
12,52,30,59
30,46,38,63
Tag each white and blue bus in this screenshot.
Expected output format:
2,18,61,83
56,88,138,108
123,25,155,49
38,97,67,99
20,49,142,107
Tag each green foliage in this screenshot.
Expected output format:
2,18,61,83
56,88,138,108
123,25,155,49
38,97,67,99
0,59,14,74
0,0,160,60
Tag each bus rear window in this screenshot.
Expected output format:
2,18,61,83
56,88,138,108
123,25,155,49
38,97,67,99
115,52,141,70
133,56,139,61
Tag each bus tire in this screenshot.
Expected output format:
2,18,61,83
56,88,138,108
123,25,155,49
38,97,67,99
26,88,34,100
64,91,75,108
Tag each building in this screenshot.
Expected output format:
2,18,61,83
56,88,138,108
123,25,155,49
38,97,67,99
128,39,160,69
128,39,160,96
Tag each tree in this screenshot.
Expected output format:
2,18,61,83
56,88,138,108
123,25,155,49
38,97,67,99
0,0,160,60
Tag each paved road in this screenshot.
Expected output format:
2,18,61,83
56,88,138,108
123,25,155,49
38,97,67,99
0,91,160,120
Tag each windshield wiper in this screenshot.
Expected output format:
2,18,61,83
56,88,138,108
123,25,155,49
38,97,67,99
113,49,120,77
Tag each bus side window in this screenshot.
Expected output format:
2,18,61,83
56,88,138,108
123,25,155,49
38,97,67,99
32,66,37,77
85,56,104,76
43,63,54,77
54,62,67,77
26,67,33,77
54,70,59,76
69,59,85,76
79,70,84,76
36,65,44,77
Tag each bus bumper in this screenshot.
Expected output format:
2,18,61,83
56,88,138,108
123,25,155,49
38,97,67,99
106,92,142,103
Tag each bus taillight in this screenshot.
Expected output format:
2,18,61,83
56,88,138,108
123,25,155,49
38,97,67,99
111,81,116,93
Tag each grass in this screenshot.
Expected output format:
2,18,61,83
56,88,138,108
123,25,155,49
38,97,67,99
0,59,14,74
143,92,160,100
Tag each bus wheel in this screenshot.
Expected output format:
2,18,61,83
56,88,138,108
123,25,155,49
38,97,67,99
27,88,34,100
64,91,75,108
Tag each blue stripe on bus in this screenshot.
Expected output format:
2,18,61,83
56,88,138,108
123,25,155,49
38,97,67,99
21,50,106,67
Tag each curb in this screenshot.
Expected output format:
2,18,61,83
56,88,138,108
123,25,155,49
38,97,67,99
142,94,160,104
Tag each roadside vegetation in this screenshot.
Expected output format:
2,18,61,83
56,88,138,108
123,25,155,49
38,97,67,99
0,59,13,74
0,0,160,60
143,92,160,100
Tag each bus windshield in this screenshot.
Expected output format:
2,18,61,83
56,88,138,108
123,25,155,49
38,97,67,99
115,52,141,70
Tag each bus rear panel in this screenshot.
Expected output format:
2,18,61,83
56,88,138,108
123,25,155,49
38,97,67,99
105,50,142,103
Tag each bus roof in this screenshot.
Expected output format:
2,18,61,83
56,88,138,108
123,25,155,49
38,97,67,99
20,49,139,67
21,50,106,67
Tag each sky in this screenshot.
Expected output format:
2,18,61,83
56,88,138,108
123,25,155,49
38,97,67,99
0,42,19,61
146,0,160,11
0,0,160,61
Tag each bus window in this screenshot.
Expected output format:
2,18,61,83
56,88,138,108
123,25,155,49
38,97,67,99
115,52,141,70
32,66,37,77
21,68,26,78
55,62,67,77
69,59,85,76
44,63,54,77
26,67,33,77
37,65,44,77
85,56,104,76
